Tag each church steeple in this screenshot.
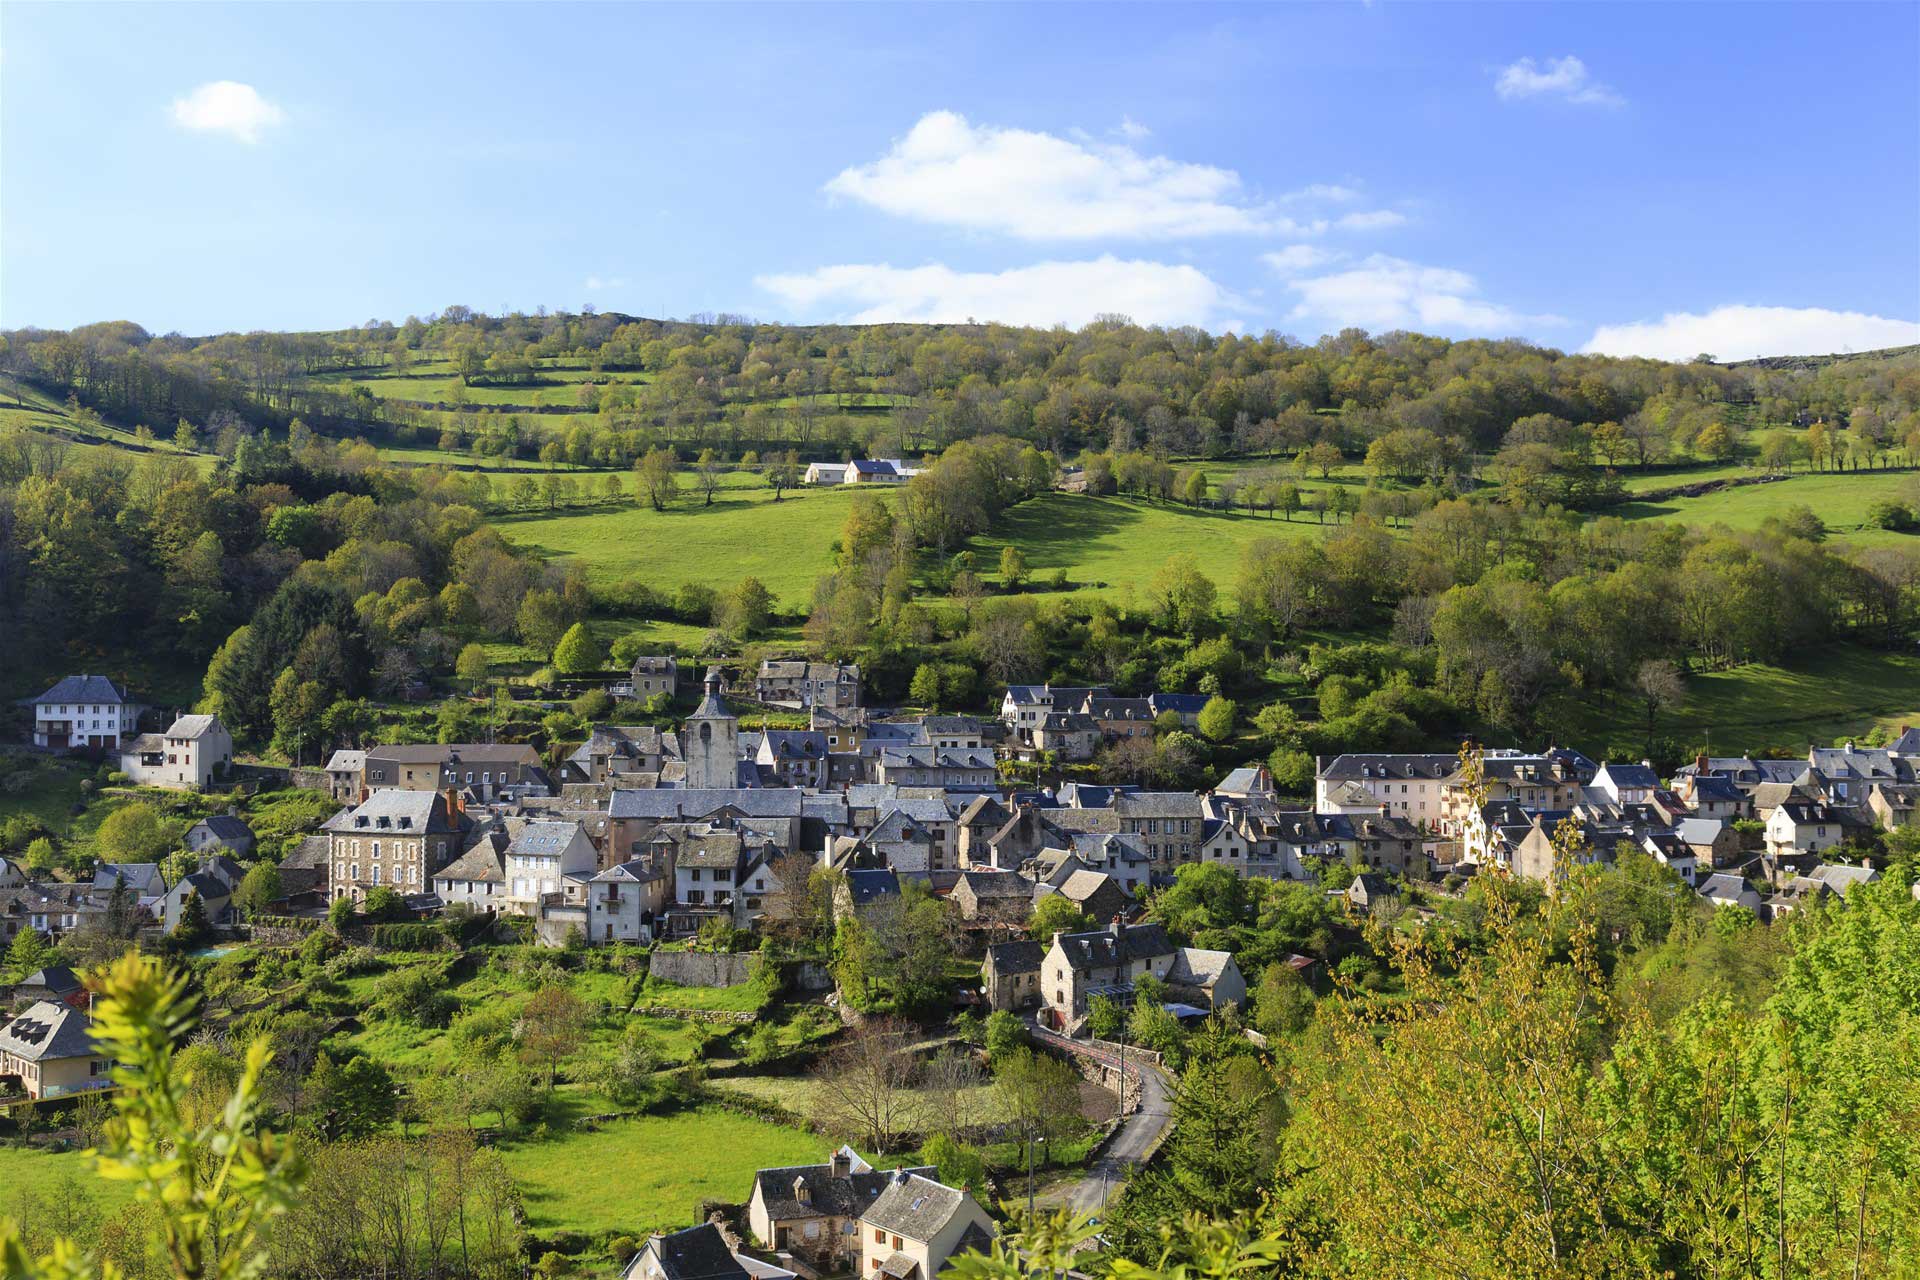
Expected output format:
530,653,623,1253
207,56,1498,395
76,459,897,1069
683,666,738,789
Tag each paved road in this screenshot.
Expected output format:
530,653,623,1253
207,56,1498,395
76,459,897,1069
1026,1023,1175,1216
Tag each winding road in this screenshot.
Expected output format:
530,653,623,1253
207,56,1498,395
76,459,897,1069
1026,1022,1175,1216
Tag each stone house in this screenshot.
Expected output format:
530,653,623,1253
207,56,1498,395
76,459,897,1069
118,714,233,791
757,660,862,711
1114,792,1204,868
747,1147,934,1266
186,813,255,858
321,789,466,904
362,744,548,801
981,939,1045,1011
627,655,680,701
950,870,1034,926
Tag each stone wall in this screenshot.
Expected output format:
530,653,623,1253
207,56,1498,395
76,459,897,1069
647,949,757,988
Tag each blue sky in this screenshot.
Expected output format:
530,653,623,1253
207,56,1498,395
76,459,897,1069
4,1,1917,359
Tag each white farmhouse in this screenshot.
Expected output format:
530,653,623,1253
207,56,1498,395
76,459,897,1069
120,714,233,791
22,676,147,751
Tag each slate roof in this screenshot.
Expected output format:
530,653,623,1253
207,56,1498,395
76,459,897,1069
434,843,505,884
1055,868,1125,908
646,1224,750,1280
1114,791,1203,820
610,789,805,820
16,966,83,995
1147,692,1209,716
193,814,254,842
984,939,1045,974
506,820,583,859
92,863,165,896
1698,873,1761,901
955,870,1032,900
863,1173,969,1241
751,1150,936,1222
1598,762,1660,789
1317,753,1459,782
1053,922,1173,969
0,1000,99,1062
323,789,457,833
1805,863,1880,895
24,675,138,706
1676,817,1728,846
164,714,221,739
365,743,542,765
324,749,367,773
590,858,664,885
844,869,901,906
1166,948,1235,987
283,835,331,871
957,796,1011,827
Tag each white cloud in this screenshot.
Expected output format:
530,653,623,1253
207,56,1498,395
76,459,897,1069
1261,245,1345,274
170,80,284,143
1277,253,1562,336
584,275,627,291
1495,56,1623,107
1335,209,1407,231
824,110,1395,240
756,256,1241,328
1116,116,1152,141
1583,305,1920,362
1286,183,1360,203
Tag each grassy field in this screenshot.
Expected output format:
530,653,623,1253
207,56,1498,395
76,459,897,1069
970,493,1321,596
498,1105,820,1236
0,1145,135,1213
1614,469,1917,545
497,486,871,605
1567,647,1920,756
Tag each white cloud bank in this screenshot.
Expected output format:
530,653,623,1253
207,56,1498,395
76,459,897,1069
170,80,284,143
1584,305,1920,362
1495,56,1622,107
824,110,1395,240
1266,249,1561,337
757,257,1240,329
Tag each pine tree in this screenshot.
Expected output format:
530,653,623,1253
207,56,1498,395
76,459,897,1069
175,890,212,946
6,926,50,975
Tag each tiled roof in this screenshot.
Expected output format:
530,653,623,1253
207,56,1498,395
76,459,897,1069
25,675,138,706
0,1000,99,1063
863,1173,969,1241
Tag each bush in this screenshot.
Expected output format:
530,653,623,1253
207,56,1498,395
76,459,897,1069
372,965,459,1027
1865,499,1916,531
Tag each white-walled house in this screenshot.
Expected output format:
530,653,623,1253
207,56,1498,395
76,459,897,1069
1765,801,1849,858
119,714,232,790
504,820,598,915
585,859,668,943
23,676,146,750
857,1172,995,1280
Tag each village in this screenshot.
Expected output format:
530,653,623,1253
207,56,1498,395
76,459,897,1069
4,650,1916,1276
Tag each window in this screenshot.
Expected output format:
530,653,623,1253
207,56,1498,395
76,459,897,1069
875,1230,886,1244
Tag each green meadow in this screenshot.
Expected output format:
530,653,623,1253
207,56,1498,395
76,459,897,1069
497,484,870,605
498,1106,821,1236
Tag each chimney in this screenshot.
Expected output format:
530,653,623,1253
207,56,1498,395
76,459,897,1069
1109,913,1124,939
1695,754,1709,773
829,1148,850,1179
